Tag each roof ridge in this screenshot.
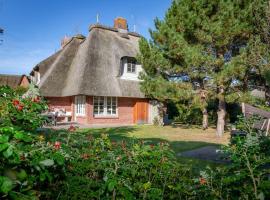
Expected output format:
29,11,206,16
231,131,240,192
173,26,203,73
89,24,141,38
61,35,86,49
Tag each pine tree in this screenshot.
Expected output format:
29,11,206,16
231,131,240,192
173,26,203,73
138,0,270,136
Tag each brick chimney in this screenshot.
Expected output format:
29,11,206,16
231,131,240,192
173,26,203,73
114,17,128,30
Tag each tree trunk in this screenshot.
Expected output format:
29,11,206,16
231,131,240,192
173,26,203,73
200,90,208,130
216,86,226,137
202,108,208,130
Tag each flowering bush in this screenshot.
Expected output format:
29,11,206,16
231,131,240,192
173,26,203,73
197,117,270,199
0,86,48,131
0,86,69,199
50,121,270,199
48,133,195,200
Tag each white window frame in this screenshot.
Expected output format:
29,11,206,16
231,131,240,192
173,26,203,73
93,96,118,117
75,95,86,116
127,60,136,73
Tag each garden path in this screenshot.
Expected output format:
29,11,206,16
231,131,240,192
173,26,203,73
178,146,230,164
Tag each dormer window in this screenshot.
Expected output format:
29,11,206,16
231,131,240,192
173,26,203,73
127,59,136,73
119,56,142,81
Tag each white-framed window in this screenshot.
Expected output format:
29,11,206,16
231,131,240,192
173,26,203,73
93,96,118,116
127,60,136,73
75,95,86,116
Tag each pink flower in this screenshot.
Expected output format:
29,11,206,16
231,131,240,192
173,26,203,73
199,178,207,185
17,104,24,111
12,99,20,106
54,141,61,150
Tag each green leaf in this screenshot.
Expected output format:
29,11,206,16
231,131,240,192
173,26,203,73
14,132,32,142
0,135,9,143
39,159,54,167
0,143,9,152
143,181,151,190
9,190,38,200
39,173,46,182
0,177,13,194
108,180,117,192
17,170,27,181
3,146,13,158
54,155,65,166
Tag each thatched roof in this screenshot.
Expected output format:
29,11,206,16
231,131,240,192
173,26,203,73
0,74,27,88
35,25,145,98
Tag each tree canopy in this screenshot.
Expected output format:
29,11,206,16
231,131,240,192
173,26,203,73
138,0,270,135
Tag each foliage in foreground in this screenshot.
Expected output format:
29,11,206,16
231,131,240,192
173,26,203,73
50,132,194,200
0,86,70,199
49,125,270,200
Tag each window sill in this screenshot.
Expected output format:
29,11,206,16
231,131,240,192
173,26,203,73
94,115,119,119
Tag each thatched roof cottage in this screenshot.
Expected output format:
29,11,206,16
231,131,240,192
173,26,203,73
30,18,160,125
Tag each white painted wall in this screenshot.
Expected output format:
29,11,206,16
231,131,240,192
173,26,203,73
148,100,164,125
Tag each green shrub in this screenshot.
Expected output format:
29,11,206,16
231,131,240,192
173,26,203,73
50,118,270,199
49,133,195,200
0,86,70,199
0,86,48,131
198,117,270,199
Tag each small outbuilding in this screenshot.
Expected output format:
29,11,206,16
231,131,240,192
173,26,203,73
0,74,30,88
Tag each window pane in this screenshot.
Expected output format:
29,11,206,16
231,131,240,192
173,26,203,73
112,106,116,114
76,96,85,115
106,97,111,115
132,64,136,72
127,63,131,72
93,96,117,116
94,107,98,114
107,97,112,105
100,97,104,104
99,106,104,114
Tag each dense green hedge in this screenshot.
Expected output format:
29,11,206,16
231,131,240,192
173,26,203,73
49,125,270,199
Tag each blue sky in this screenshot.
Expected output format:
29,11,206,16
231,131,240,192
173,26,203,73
0,0,171,75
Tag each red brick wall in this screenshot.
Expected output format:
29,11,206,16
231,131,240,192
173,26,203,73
46,96,149,125
114,17,128,30
46,96,75,122
87,97,137,124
